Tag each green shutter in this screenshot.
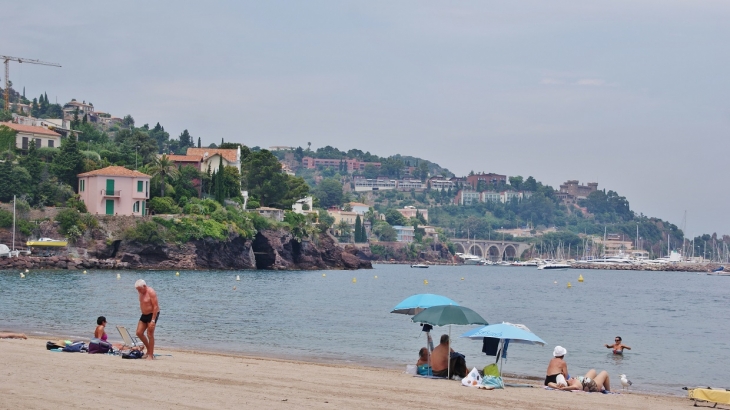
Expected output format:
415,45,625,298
105,199,114,215
137,181,143,192
106,179,115,195
141,200,146,216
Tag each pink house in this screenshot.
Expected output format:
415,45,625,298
77,166,151,216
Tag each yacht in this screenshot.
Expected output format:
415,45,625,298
456,253,483,265
537,261,571,270
0,244,19,258
410,263,429,268
26,238,69,247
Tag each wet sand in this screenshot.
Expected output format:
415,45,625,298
0,337,688,410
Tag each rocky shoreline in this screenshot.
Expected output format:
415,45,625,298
0,230,373,271
570,262,723,272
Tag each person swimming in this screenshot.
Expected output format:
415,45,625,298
605,336,631,354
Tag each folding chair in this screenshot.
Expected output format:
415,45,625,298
116,325,144,352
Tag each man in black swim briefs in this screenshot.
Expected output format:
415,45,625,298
135,279,160,360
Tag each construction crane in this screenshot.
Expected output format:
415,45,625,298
1,55,61,111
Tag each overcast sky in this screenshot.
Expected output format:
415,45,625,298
4,1,729,236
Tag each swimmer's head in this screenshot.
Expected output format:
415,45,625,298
135,279,147,289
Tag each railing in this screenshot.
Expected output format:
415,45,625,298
101,190,121,197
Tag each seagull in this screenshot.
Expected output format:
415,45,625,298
620,374,633,391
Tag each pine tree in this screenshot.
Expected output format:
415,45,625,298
361,222,367,242
215,160,225,204
82,114,87,124
355,215,362,242
197,137,201,148
52,133,84,188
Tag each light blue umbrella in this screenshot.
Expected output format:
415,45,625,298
460,323,546,382
391,294,459,315
460,323,546,346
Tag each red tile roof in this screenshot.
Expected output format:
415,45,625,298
1,122,61,137
77,166,151,178
186,147,239,163
168,154,203,162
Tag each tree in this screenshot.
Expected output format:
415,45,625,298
385,209,407,226
122,115,135,128
523,176,538,191
509,176,523,190
197,137,201,148
52,133,84,188
148,123,170,153
241,149,288,207
337,219,352,240
313,178,344,208
418,162,429,181
0,125,17,152
354,215,363,242
20,140,41,182
215,160,225,204
148,154,180,197
281,176,310,209
363,164,379,179
373,221,397,242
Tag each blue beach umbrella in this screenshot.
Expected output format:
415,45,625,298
460,323,546,380
391,294,460,315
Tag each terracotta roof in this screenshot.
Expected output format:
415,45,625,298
348,202,370,207
186,147,239,163
77,166,151,178
1,122,61,137
167,154,202,162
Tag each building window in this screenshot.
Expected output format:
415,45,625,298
137,181,143,192
48,140,54,148
133,201,139,213
79,180,85,192
34,138,42,148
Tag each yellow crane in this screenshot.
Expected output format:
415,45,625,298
1,55,61,111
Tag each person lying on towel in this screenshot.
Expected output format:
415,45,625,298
431,334,468,379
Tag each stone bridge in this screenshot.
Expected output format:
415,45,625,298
449,238,532,261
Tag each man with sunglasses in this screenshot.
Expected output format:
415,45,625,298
605,336,631,355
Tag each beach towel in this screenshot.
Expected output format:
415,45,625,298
462,368,482,387
481,375,504,389
62,341,87,353
417,364,432,376
688,388,730,405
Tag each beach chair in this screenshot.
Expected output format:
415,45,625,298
116,325,144,352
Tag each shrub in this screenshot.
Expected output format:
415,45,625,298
55,208,83,235
149,197,180,214
66,194,88,213
0,209,12,228
124,221,167,245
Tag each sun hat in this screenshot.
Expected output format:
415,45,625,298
553,346,567,357
134,279,147,288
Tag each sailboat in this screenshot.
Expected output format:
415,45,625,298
1,196,21,258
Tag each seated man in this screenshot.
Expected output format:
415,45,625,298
431,334,468,379
545,346,569,388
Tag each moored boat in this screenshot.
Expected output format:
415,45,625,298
410,263,429,268
27,238,69,247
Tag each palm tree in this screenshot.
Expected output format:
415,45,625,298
149,154,179,197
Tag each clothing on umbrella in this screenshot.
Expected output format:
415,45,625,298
482,337,500,356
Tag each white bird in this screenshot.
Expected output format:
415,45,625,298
620,374,633,391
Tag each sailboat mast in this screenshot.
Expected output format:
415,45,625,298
12,195,16,252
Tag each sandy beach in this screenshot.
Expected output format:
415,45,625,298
0,337,689,410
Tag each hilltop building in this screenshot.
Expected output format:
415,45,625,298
466,172,507,189
1,122,62,150
301,156,381,173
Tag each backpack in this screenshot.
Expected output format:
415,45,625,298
122,350,144,359
88,338,112,354
46,341,64,350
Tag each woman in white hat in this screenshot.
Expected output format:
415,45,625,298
545,346,569,388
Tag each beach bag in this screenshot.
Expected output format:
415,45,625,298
555,374,567,387
405,365,417,375
416,364,432,376
461,367,482,387
62,341,87,353
122,350,144,359
480,375,504,390
88,338,112,354
483,363,500,377
46,341,64,350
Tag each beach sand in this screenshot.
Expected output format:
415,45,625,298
0,338,688,410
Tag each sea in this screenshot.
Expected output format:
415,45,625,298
1,264,728,395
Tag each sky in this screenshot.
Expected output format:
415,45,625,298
3,1,729,236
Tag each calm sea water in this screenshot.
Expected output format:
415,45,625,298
1,265,728,395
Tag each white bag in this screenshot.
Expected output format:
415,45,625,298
405,364,417,375
555,374,567,387
461,367,482,387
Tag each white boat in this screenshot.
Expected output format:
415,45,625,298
456,253,483,265
537,262,571,270
0,244,19,258
410,263,429,268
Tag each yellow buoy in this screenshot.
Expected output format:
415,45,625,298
567,282,572,288
116,273,121,280
578,274,584,282
374,275,378,279
236,275,240,281
25,269,29,273
83,270,87,274
424,279,428,285
176,272,180,276
352,277,357,283
461,277,464,281
322,273,326,277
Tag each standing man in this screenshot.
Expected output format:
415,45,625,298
135,279,160,360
